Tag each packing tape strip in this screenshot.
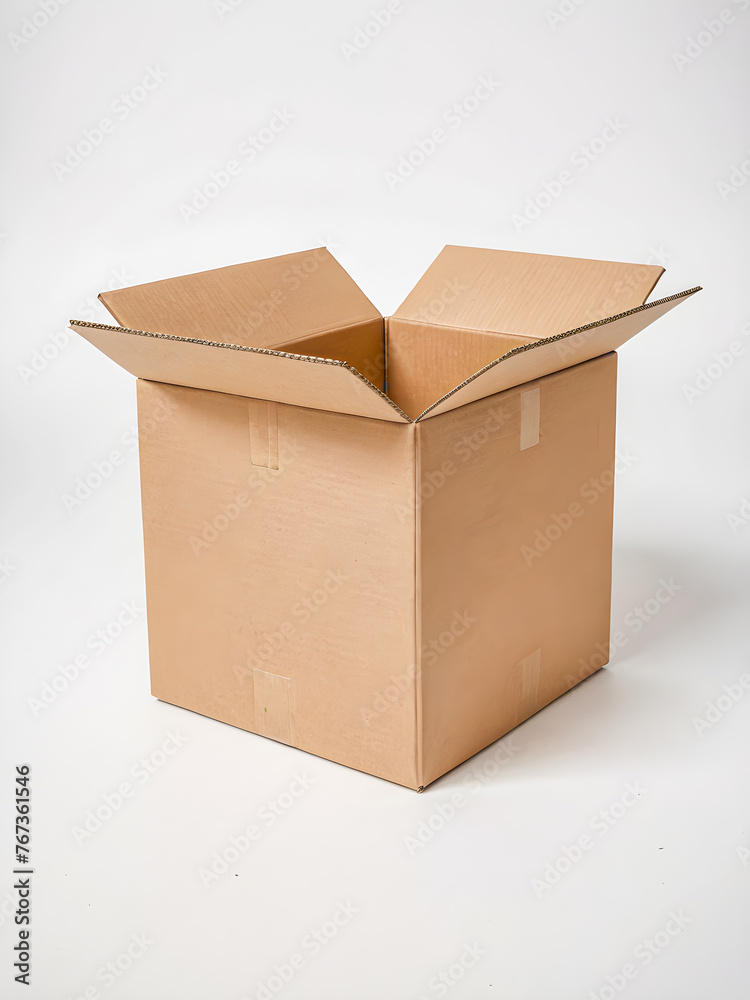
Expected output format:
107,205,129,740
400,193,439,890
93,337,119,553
253,668,292,744
248,399,279,469
520,387,540,451
517,647,541,720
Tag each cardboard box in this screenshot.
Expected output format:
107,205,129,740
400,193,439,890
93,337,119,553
70,246,700,789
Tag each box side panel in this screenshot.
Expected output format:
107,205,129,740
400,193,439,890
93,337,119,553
136,381,418,788
417,354,618,786
277,318,386,391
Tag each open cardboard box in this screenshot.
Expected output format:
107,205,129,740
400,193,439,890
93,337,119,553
70,246,700,789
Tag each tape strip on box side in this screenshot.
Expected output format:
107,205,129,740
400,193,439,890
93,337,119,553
253,669,293,745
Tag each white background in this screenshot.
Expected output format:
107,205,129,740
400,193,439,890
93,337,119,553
1,0,749,997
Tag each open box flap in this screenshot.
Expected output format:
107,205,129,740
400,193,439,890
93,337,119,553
70,321,409,423
416,287,701,420
98,249,381,350
393,245,666,339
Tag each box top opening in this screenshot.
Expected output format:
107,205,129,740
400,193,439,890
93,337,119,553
71,246,700,423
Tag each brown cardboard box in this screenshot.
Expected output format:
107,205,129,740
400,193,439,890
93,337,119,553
70,246,700,789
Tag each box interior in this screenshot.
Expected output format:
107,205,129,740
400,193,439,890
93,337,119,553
385,320,538,420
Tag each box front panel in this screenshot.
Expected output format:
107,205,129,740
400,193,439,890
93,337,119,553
137,381,418,787
417,353,618,785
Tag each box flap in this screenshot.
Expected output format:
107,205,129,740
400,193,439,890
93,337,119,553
416,287,701,420
70,321,409,423
393,245,665,339
98,249,381,350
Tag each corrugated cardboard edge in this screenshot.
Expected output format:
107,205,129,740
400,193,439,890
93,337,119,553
73,285,700,428
414,421,424,790
70,319,411,423
414,286,702,421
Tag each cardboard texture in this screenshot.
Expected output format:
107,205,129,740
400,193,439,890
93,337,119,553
70,246,700,789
